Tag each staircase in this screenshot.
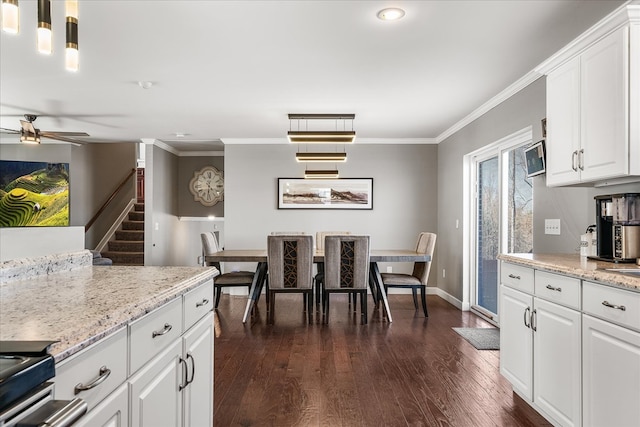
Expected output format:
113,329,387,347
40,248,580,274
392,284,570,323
102,202,145,266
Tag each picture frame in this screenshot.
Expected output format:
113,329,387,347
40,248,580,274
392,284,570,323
278,178,373,210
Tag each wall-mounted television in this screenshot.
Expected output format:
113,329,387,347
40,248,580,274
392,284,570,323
0,160,70,227
524,140,546,178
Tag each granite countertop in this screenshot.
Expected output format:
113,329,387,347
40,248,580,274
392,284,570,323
0,265,218,363
498,253,640,292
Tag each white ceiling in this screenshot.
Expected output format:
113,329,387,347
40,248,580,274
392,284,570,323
0,0,627,152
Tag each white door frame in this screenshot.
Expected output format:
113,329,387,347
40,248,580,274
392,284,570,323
462,126,533,323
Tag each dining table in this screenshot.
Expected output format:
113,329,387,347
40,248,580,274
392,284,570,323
205,249,431,323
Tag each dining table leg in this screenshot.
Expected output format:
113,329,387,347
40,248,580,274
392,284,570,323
369,262,393,322
242,261,268,323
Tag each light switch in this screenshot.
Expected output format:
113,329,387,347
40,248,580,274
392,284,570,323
544,219,561,235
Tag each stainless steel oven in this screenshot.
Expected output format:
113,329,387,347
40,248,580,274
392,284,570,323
0,342,87,427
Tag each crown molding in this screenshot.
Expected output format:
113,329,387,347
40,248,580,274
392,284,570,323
178,151,224,157
435,70,543,143
221,137,436,145
535,2,638,75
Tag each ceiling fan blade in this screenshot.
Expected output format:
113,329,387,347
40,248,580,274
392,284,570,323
41,131,90,137
40,133,87,145
0,127,20,134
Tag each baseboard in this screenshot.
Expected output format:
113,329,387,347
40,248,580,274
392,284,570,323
95,199,136,252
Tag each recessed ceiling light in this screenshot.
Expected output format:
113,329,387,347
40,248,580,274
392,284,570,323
137,81,153,89
377,7,405,21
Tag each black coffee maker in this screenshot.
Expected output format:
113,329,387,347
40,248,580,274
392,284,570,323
594,193,640,262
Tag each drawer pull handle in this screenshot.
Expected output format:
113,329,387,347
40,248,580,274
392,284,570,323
508,274,521,280
74,366,111,394
546,285,562,292
602,301,626,311
196,298,209,308
152,323,173,338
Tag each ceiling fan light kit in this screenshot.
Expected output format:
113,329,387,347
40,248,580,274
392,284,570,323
1,0,19,34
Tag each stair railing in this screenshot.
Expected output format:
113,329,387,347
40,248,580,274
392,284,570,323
85,168,137,232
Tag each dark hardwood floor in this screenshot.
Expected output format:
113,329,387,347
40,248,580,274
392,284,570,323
213,294,551,427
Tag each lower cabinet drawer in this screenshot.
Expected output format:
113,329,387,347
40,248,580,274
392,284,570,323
500,262,534,293
534,270,581,310
184,279,214,331
54,327,127,412
583,281,640,332
129,297,182,375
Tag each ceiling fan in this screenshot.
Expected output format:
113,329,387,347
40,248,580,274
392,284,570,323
0,114,90,145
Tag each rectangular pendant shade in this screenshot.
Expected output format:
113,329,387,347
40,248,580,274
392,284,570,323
288,131,356,144
296,152,347,162
304,170,339,179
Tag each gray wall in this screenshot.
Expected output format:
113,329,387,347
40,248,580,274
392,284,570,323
437,76,640,302
223,143,439,278
0,142,136,257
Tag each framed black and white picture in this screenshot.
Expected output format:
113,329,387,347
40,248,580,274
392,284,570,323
277,178,373,210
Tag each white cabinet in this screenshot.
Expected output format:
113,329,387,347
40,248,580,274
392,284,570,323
74,383,129,427
546,25,637,186
582,283,640,427
128,280,214,427
500,264,582,427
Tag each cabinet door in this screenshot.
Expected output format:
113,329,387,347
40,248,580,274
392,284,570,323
182,313,214,427
583,315,640,427
74,383,128,427
581,26,628,181
129,339,183,427
533,298,581,427
500,285,533,400
546,56,581,186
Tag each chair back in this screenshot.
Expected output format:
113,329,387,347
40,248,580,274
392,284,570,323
200,232,221,268
267,235,314,290
412,232,437,285
315,231,351,251
323,235,370,290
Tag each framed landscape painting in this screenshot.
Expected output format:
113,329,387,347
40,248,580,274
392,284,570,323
278,178,373,210
0,160,70,227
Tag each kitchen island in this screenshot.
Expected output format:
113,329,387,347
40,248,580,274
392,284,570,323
0,265,218,362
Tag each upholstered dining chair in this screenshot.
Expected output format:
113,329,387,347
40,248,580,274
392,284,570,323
314,231,351,306
322,235,370,324
380,232,436,317
266,234,315,324
200,232,255,309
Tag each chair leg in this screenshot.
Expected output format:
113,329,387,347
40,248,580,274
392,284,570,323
421,285,428,317
323,291,329,324
360,290,367,324
411,288,418,310
307,291,313,323
268,291,275,324
214,286,222,308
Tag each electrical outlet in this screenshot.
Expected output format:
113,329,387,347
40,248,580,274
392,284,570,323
544,219,561,235
386,266,392,273
443,269,446,278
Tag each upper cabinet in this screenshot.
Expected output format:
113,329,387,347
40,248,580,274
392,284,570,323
543,5,639,187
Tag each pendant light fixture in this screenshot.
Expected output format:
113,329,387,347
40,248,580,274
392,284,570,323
288,114,356,143
65,0,78,71
1,0,19,34
296,152,347,162
304,170,340,179
37,0,52,54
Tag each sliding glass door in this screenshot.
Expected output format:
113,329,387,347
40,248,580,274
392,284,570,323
470,131,533,323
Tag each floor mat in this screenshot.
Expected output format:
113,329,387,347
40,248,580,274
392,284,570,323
452,327,500,350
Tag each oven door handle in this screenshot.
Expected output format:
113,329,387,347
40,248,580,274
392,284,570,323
16,398,87,427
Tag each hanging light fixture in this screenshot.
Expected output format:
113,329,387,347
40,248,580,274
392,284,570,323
296,152,347,162
304,169,340,179
37,0,52,54
65,0,78,71
288,114,356,143
1,0,19,34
